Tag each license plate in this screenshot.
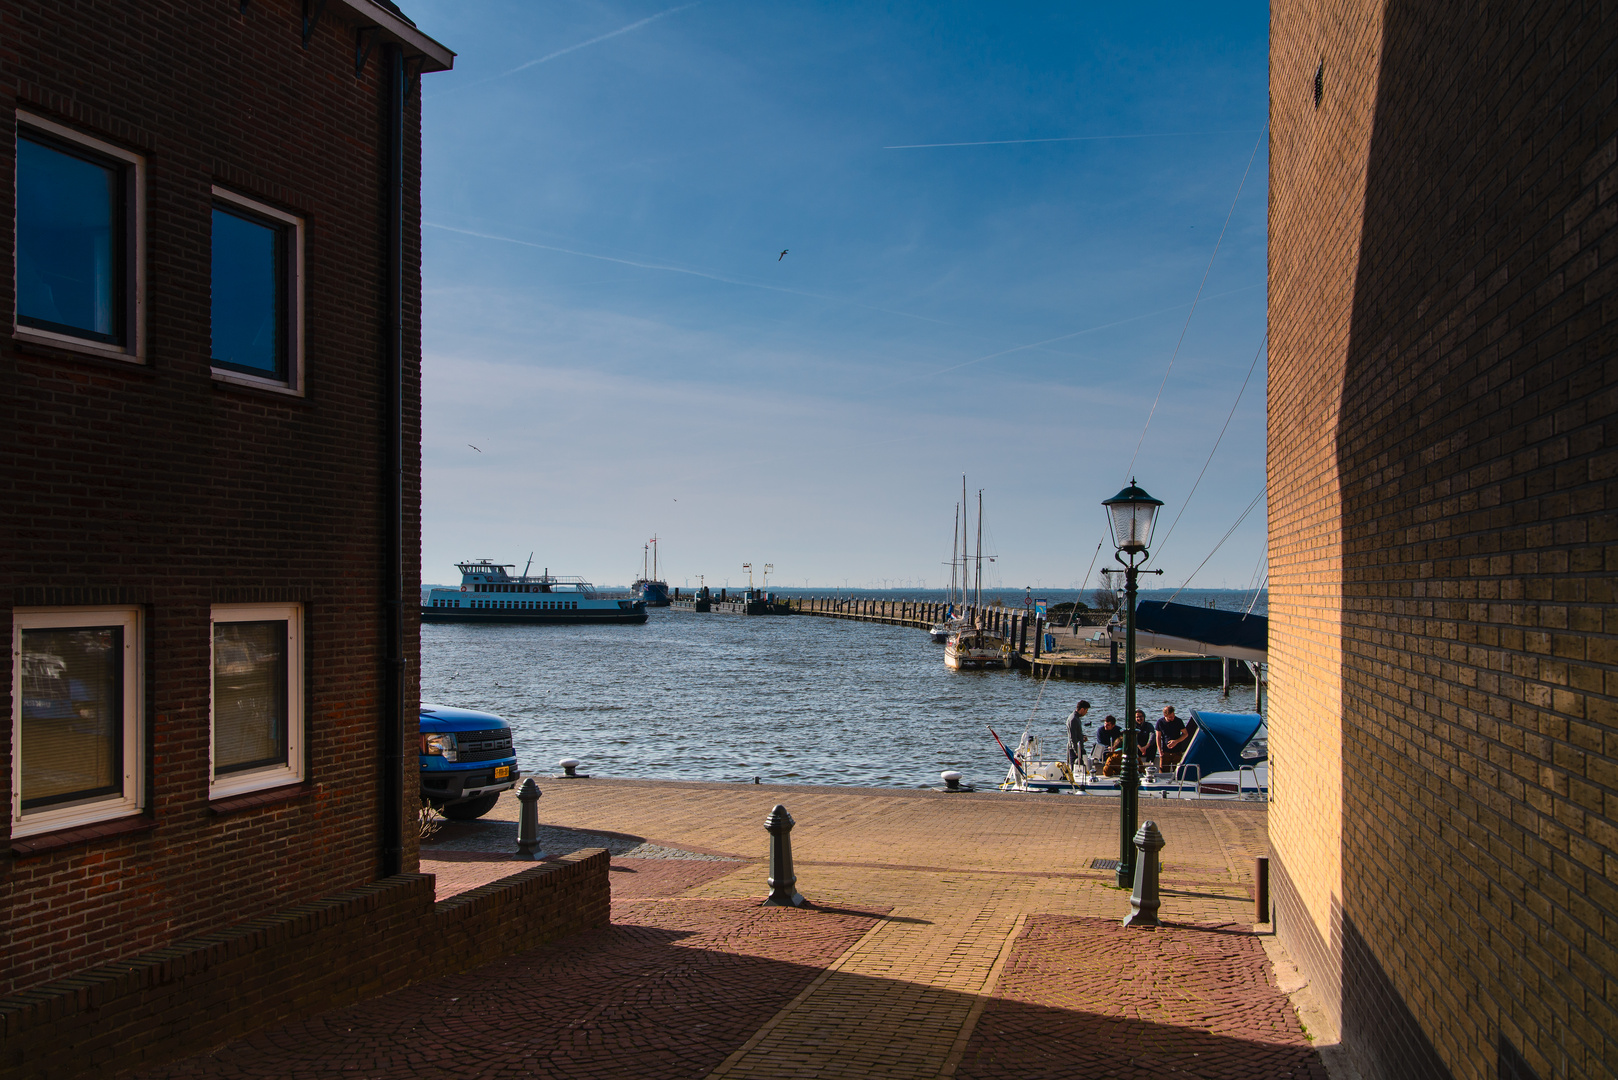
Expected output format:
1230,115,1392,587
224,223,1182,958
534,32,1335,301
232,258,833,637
494,766,510,779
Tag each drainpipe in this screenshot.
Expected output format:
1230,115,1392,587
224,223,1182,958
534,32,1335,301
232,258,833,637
381,41,406,879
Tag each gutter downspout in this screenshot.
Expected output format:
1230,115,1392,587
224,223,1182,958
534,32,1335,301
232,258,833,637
381,41,406,878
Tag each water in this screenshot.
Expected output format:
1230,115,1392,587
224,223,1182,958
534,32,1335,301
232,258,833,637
420,602,1266,790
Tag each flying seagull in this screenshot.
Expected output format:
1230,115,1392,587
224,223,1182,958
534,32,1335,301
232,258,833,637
778,249,788,261
468,444,482,453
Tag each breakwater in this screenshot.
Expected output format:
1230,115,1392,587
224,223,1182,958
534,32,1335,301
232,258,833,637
789,595,1250,686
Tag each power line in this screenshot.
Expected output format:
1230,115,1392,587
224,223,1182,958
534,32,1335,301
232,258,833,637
1167,486,1266,602
1150,330,1267,560
1125,124,1267,481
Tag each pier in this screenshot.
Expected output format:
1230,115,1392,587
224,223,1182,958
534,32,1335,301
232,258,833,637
788,596,1256,686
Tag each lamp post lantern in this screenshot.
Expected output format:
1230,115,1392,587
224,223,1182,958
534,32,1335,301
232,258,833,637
1102,480,1164,888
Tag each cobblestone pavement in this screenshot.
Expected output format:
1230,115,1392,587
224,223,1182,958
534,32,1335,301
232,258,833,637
132,779,1317,1080
957,915,1328,1079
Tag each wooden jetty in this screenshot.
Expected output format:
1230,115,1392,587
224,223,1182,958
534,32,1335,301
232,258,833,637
788,596,1255,686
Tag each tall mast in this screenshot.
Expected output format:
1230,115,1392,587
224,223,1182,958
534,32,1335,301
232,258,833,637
950,503,959,606
951,476,964,612
650,535,658,581
975,488,984,611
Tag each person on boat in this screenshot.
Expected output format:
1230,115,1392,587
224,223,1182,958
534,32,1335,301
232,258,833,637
1064,699,1090,773
1134,709,1155,761
1156,705,1191,769
1094,714,1124,776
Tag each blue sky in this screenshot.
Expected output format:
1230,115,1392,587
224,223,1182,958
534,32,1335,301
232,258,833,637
407,1,1269,593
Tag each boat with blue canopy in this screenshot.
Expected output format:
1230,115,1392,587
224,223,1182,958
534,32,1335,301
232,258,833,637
996,708,1267,799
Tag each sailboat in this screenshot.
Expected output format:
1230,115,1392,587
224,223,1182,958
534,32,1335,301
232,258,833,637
944,486,1010,670
929,497,968,642
632,536,670,607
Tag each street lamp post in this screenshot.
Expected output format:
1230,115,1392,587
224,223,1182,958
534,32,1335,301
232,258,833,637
1103,480,1164,888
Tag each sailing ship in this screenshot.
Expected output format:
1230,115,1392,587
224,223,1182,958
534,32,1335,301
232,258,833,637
944,484,1010,670
632,536,670,606
929,494,969,642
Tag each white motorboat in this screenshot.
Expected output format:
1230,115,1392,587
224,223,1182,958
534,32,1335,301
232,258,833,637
996,710,1269,800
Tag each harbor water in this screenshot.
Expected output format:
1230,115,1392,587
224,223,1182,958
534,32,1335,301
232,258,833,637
420,590,1266,790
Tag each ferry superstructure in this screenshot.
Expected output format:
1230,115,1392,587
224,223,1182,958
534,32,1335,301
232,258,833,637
422,560,647,625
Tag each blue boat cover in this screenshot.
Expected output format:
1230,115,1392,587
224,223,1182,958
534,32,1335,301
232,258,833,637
1182,710,1266,776
1135,601,1267,653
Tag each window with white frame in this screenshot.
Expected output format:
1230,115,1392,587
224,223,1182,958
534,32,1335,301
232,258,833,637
210,187,303,394
10,608,144,838
210,604,303,798
13,112,145,362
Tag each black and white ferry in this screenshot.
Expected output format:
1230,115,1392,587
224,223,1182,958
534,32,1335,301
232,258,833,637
421,560,647,625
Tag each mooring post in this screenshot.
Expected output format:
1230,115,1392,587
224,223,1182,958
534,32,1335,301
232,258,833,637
763,804,807,906
1222,656,1232,697
1033,620,1042,659
515,778,543,860
1123,820,1165,928
1255,855,1270,923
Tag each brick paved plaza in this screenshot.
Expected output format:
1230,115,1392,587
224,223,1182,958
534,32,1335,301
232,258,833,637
133,780,1322,1079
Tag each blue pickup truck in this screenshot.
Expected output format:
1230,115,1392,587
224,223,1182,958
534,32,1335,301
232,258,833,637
419,703,522,820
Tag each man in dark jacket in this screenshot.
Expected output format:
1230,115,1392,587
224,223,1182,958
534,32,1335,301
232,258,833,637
1156,705,1191,768
1064,700,1090,775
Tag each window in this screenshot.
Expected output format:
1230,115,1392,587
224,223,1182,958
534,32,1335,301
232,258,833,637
210,604,303,798
210,187,303,394
13,113,144,361
10,608,143,837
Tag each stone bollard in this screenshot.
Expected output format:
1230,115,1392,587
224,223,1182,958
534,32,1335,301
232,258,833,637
762,804,807,907
515,778,543,860
1122,820,1165,928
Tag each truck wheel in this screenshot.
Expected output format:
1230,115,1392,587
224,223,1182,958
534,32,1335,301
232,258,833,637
441,793,500,820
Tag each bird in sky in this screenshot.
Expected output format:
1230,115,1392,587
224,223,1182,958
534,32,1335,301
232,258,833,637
778,249,788,261
468,444,482,452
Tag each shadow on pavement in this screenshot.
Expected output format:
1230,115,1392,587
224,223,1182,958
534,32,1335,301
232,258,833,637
128,907,1325,1080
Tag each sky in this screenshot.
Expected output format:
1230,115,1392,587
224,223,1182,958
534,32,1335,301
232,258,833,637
405,1,1270,594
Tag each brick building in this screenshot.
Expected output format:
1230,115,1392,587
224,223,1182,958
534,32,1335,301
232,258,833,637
1,0,450,1019
1268,3,1617,1078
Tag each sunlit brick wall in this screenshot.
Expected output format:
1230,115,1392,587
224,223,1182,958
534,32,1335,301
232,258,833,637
1267,0,1387,1036
1271,2,1618,1078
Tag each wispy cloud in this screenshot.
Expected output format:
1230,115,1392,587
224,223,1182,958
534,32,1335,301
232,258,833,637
910,283,1263,380
884,129,1261,150
430,2,702,97
423,221,955,326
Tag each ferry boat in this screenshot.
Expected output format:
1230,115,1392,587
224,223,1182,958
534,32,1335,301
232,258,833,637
422,560,647,624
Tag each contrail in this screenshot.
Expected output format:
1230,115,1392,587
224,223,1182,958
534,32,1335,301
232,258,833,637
431,2,702,96
423,222,953,326
884,129,1261,150
912,283,1262,380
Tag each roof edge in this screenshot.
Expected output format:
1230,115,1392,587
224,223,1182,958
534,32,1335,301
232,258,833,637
335,0,455,72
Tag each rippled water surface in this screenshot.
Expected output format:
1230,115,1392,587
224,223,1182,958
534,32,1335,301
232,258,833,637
421,608,1264,790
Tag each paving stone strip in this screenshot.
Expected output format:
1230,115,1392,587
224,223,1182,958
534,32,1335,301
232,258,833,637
955,915,1327,1080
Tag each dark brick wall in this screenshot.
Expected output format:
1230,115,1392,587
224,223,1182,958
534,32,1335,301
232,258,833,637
0,1,426,994
1272,2,1618,1079
0,850,612,1080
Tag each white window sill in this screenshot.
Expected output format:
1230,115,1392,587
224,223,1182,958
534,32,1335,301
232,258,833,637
209,763,305,801
12,324,142,364
10,798,144,840
211,369,304,397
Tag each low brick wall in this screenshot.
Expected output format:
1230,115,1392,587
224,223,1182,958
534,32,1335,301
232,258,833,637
0,849,610,1080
